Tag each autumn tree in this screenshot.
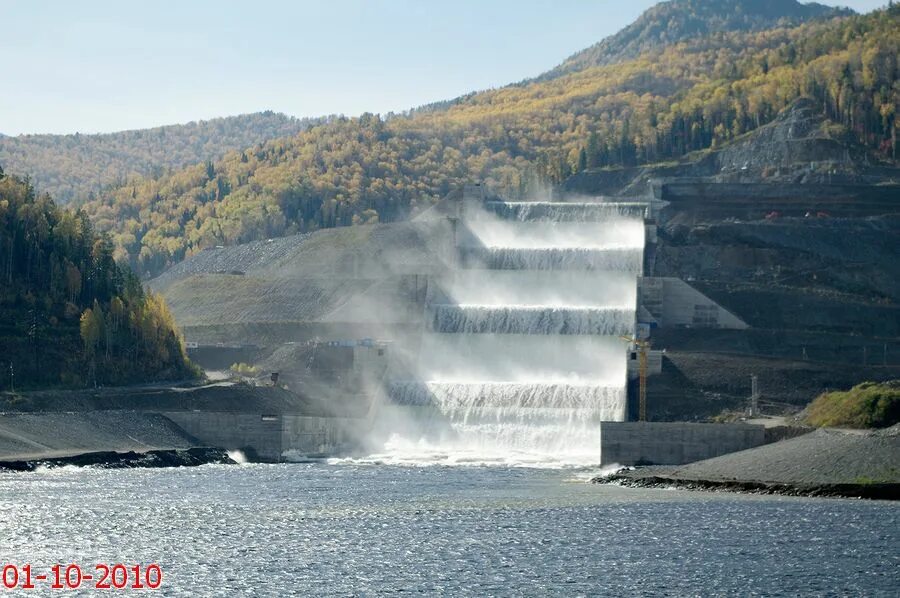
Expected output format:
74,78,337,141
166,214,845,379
0,173,198,389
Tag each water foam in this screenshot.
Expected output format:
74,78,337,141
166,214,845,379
458,247,644,272
428,305,635,335
374,199,644,467
483,201,648,221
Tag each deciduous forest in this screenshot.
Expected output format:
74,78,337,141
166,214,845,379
0,112,319,204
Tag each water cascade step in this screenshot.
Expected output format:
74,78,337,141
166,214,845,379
427,305,635,335
381,199,646,465
483,201,648,221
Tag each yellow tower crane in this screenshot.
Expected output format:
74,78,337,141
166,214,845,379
620,335,651,422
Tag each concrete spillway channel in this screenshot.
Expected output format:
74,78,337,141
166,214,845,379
382,196,648,463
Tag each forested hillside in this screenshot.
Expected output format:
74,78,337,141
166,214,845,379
0,112,319,204
81,4,898,278
0,167,197,390
539,0,850,79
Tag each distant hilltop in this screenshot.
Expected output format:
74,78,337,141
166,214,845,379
539,0,854,80
0,112,324,204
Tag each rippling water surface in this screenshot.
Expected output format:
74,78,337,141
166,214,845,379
1,464,897,596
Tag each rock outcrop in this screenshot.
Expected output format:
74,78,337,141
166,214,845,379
0,447,235,472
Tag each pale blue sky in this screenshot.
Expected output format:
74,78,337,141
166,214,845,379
0,0,885,135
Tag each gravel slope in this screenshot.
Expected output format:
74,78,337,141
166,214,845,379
650,426,899,485
0,412,196,460
602,426,900,498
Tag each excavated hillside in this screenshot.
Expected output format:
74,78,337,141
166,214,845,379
628,101,900,419
644,206,900,417
150,218,454,345
567,98,900,197
714,98,862,178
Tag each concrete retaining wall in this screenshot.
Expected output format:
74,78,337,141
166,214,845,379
660,182,900,219
600,421,765,466
163,412,284,461
627,350,664,379
639,277,748,329
281,415,368,457
163,411,366,462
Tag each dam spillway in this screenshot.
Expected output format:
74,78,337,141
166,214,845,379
482,200,648,221
382,197,645,465
427,305,635,335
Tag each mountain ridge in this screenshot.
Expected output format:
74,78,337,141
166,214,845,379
0,111,324,204
2,1,895,280
539,0,854,80
1,0,856,203
79,5,898,278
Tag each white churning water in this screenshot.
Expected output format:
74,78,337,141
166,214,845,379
378,200,645,466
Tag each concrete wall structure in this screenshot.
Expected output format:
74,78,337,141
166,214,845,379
163,412,283,461
639,277,748,329
280,415,368,458
659,182,900,219
627,349,664,379
599,421,765,466
163,411,367,462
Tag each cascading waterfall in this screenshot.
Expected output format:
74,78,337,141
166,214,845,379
483,200,647,221
375,199,645,466
458,246,643,271
427,305,635,335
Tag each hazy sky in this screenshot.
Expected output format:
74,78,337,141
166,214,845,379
0,0,886,135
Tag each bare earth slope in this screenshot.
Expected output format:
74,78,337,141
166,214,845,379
0,412,195,461
150,219,453,342
567,98,900,197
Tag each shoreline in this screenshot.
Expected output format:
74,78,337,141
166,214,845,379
595,425,900,501
596,472,900,500
0,447,235,472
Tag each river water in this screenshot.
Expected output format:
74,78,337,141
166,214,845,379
1,464,897,596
